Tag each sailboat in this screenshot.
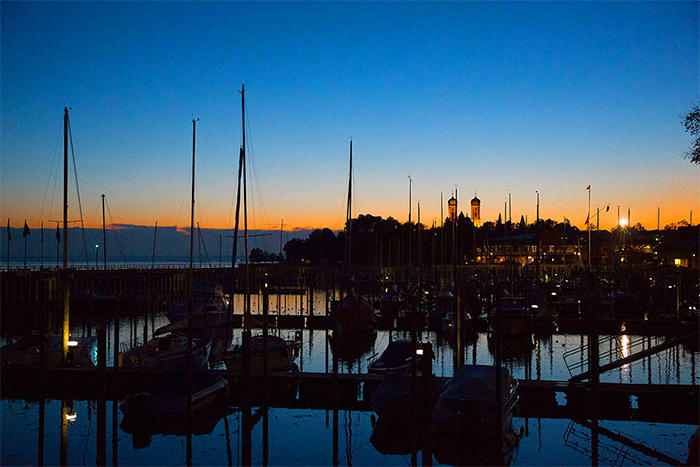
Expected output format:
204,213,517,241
222,84,297,374
1,108,96,368
329,140,377,362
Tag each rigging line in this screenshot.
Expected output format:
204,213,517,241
351,164,360,220
197,224,213,268
39,120,64,226
68,118,90,267
167,169,192,263
242,103,273,256
104,197,125,260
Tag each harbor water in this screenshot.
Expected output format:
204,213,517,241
2,290,698,466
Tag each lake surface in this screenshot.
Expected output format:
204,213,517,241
2,291,698,466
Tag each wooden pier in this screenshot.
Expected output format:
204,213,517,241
1,367,697,425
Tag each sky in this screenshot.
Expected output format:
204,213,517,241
2,1,699,236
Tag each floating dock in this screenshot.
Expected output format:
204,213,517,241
1,367,697,425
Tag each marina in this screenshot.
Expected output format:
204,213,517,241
2,4,699,465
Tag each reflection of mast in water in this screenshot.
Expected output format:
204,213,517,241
344,410,353,466
563,420,682,466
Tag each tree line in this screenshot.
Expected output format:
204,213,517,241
255,213,693,265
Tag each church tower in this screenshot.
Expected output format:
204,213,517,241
448,191,457,221
471,192,481,227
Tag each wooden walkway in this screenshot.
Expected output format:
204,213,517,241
1,367,697,424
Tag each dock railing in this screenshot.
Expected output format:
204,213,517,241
563,334,666,380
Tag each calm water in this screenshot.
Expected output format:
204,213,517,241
2,291,698,466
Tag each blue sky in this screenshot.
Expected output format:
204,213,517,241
2,1,698,233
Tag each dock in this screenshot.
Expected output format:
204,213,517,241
1,367,697,425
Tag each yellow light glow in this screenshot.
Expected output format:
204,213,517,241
620,218,628,227
416,349,424,355
66,413,77,422
674,259,681,266
67,340,78,347
621,335,630,359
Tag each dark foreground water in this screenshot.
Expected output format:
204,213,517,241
2,291,698,466
2,399,697,466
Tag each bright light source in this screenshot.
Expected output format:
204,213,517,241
531,304,539,309
66,413,77,422
67,340,78,347
416,349,424,355
620,218,628,227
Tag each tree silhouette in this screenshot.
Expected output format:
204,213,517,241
681,102,700,164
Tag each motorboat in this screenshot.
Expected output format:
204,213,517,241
370,370,447,418
432,364,519,444
118,333,211,369
367,339,427,375
1,334,97,367
224,334,299,372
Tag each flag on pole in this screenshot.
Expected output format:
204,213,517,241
586,185,591,190
55,225,60,243
23,220,30,237
606,205,610,212
585,214,590,225
6,218,10,241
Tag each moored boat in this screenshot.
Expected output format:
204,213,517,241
1,334,97,367
224,334,299,372
368,339,427,375
432,364,519,442
118,333,211,369
165,281,230,325
330,292,377,334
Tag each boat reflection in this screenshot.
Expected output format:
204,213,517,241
432,417,519,466
370,411,420,456
120,403,229,449
330,329,376,363
488,333,533,361
119,371,229,449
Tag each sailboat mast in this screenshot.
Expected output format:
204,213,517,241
62,107,70,363
101,194,107,269
346,140,352,290
242,85,250,325
187,117,197,371
63,108,69,269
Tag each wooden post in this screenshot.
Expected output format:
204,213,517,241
422,343,433,466
96,327,106,466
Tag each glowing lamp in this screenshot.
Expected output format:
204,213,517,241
620,218,628,227
66,413,77,422
416,348,424,356
67,340,78,347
